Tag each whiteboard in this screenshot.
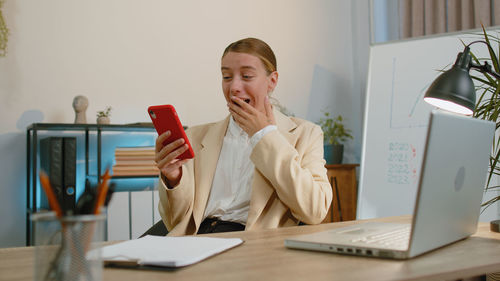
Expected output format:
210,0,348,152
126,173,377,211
358,28,498,219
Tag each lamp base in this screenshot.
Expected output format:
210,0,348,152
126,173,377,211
491,220,500,233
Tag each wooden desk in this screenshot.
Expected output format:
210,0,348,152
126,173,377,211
2,216,500,281
323,164,359,223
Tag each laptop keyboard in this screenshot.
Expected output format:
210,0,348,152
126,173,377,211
350,226,410,248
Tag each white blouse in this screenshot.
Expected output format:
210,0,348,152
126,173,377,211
203,117,276,224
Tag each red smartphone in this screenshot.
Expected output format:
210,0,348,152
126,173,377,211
147,104,194,160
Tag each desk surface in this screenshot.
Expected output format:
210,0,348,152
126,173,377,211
2,216,500,281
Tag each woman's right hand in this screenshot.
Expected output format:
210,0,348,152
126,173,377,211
155,131,190,188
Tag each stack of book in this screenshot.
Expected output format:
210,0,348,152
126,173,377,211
112,146,159,177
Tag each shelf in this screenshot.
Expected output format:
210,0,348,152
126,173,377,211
27,122,155,132
111,175,159,179
323,164,359,223
26,122,158,246
84,173,159,179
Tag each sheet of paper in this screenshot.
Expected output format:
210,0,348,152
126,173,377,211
100,235,244,267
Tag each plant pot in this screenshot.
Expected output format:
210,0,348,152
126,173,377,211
97,116,110,125
324,144,343,164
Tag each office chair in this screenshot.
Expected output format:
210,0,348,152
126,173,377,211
140,217,309,238
140,220,168,238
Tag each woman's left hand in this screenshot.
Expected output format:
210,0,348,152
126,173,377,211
228,96,276,137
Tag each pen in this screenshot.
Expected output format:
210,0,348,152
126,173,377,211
39,171,63,218
93,168,111,214
104,183,116,207
75,180,96,215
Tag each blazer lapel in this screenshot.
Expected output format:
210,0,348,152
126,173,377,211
192,116,230,228
246,109,297,228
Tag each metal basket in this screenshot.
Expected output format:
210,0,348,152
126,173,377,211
31,211,106,281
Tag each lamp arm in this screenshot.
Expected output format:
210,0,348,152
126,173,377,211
469,62,500,80
464,40,500,80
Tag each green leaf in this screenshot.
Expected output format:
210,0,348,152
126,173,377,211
468,27,500,212
482,25,500,73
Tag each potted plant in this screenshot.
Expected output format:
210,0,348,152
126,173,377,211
96,106,112,124
317,111,353,164
469,27,500,212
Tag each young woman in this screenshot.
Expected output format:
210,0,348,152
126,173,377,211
155,38,332,235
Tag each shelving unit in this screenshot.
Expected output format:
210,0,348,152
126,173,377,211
322,164,359,223
26,123,157,245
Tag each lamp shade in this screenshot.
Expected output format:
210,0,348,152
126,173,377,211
424,51,476,115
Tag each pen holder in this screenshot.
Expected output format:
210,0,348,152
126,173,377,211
31,212,106,281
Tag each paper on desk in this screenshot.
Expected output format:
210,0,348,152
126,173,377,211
100,235,244,267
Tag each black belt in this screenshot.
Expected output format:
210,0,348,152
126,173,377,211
197,217,245,234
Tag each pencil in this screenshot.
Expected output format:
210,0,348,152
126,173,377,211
39,171,64,218
93,168,111,214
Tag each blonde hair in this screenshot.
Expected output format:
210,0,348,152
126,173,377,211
222,38,277,75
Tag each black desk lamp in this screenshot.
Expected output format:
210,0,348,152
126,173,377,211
423,40,500,232
424,41,500,116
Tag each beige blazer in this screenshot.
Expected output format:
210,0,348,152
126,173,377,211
158,109,332,236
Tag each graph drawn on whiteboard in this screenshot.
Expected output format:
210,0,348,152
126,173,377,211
389,57,433,129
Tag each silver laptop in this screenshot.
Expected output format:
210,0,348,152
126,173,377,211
285,110,495,259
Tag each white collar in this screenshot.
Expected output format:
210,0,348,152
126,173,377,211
228,116,248,138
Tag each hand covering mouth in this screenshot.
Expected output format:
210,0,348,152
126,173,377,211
233,98,251,107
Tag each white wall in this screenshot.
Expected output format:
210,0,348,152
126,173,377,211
0,0,371,247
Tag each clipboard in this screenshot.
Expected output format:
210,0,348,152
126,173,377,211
99,235,244,268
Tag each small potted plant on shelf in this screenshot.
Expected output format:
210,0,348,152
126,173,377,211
317,111,353,164
96,106,112,125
